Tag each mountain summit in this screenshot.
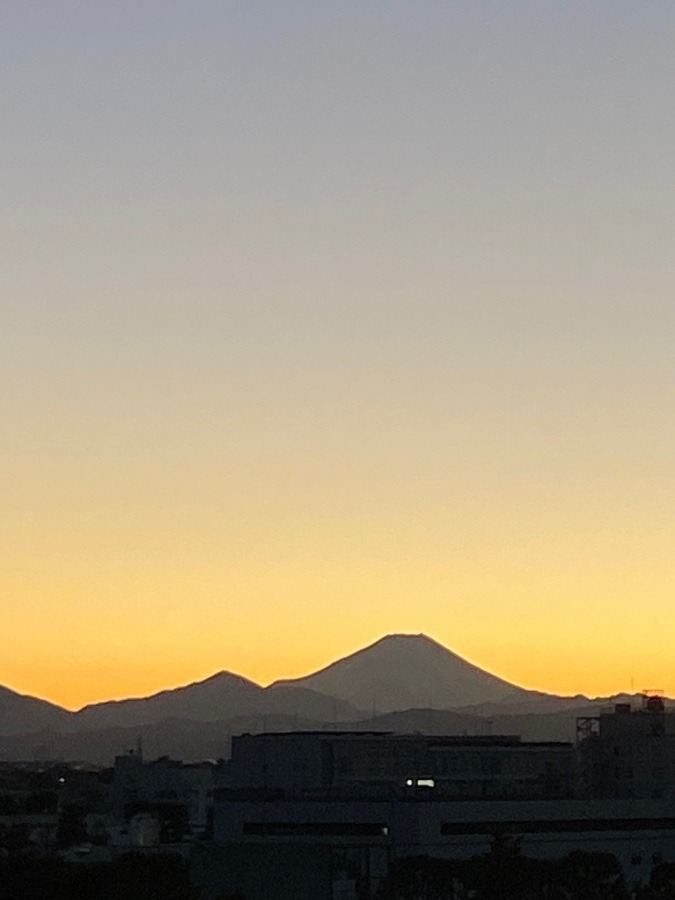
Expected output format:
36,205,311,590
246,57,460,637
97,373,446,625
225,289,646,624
271,633,529,713
72,672,361,732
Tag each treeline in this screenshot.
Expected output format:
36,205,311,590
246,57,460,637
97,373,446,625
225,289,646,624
0,853,240,900
377,841,675,900
3,845,675,899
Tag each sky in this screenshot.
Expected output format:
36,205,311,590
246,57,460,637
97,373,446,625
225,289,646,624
3,1,675,710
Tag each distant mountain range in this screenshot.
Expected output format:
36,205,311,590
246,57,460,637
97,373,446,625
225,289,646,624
0,686,71,735
0,634,656,764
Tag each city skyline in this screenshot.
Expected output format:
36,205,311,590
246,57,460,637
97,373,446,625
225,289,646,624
4,2,675,710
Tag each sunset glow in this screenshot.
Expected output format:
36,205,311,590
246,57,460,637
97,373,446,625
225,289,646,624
3,1,675,710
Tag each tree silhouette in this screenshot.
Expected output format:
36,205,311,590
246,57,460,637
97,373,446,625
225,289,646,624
637,862,675,899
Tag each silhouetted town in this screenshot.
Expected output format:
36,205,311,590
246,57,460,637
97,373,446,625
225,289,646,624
4,695,675,897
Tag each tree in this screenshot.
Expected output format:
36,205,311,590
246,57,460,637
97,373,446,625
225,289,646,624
637,862,675,899
551,851,629,900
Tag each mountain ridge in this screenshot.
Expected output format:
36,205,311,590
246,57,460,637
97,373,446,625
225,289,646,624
1,634,668,746
0,684,73,735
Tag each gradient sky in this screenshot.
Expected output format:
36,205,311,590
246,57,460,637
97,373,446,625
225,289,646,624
3,1,675,710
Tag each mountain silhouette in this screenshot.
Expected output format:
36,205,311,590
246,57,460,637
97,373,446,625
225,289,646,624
73,672,263,730
72,672,361,731
1,634,663,756
0,685,72,735
271,633,531,713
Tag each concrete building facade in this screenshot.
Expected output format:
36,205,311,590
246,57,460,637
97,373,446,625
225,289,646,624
205,724,675,898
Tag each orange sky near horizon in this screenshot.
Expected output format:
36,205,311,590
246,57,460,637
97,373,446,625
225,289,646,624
4,625,670,712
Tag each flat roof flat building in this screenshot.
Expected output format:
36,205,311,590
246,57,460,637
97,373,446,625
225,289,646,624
219,731,576,802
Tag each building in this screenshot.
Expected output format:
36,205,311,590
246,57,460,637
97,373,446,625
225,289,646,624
219,731,575,802
198,725,675,898
579,695,675,799
206,731,577,898
106,752,214,840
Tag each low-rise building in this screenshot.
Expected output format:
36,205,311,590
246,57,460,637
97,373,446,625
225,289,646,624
579,696,675,799
219,731,575,802
106,752,214,838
